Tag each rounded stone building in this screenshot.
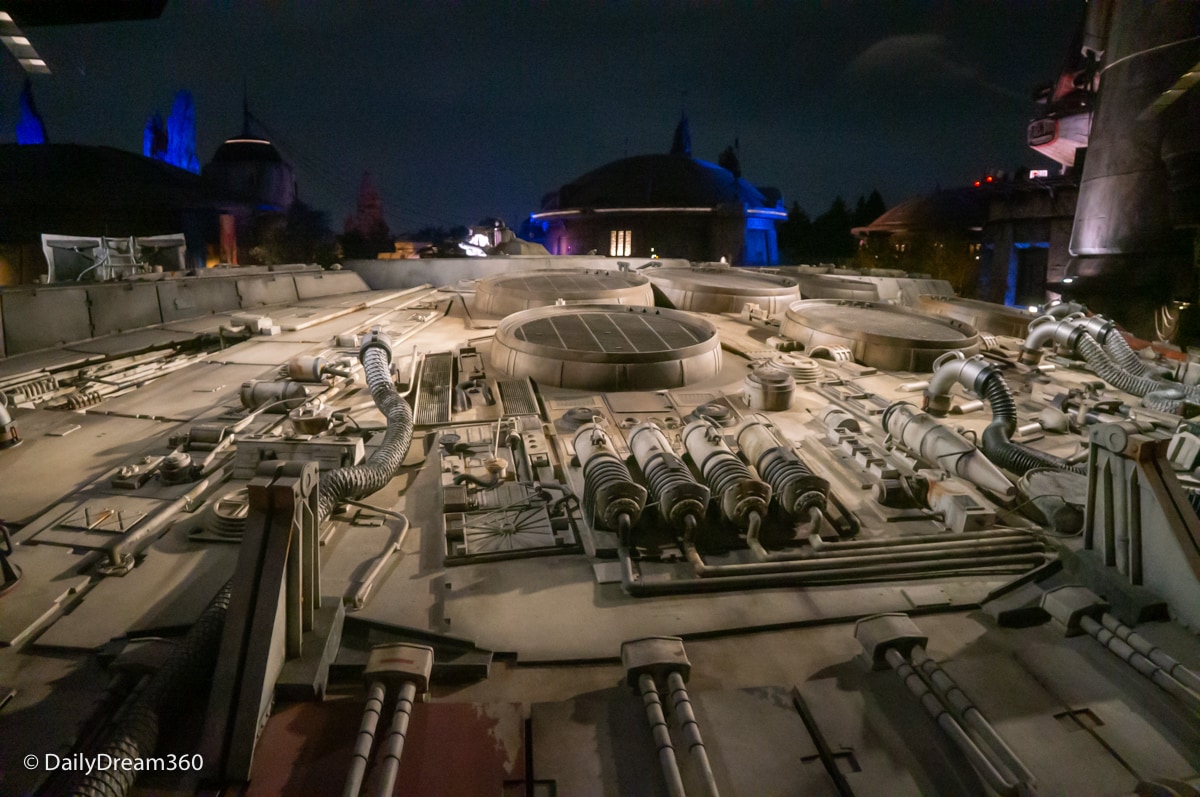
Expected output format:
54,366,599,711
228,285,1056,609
532,117,786,266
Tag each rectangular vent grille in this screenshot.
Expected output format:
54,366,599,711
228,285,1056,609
415,352,453,425
498,379,539,416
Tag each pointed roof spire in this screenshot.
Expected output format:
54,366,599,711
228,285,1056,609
670,111,691,157
241,79,251,137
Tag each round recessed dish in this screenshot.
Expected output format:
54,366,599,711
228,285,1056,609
474,269,653,316
781,299,979,372
649,267,799,314
915,295,1034,339
490,304,722,391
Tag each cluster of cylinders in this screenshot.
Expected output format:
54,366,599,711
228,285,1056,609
573,416,830,536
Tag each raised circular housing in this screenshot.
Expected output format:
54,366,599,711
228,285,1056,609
490,304,721,391
781,299,979,372
915,295,1033,339
474,269,653,316
649,267,799,314
792,274,881,302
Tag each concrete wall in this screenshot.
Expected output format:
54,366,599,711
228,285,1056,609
0,264,341,358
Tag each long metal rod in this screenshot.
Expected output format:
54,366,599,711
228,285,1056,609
1080,615,1200,712
910,647,1037,790
373,680,418,797
343,680,387,797
343,500,412,610
667,671,720,797
1100,613,1200,694
639,673,687,797
620,544,1042,596
749,513,1037,562
884,648,1017,797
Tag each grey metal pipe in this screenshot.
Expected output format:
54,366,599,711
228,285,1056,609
343,680,386,797
373,680,418,797
344,501,411,611
1020,314,1087,365
911,647,1037,790
1100,613,1200,695
106,467,230,570
667,671,720,797
1080,615,1200,713
619,542,1042,596
884,648,1018,797
749,511,1036,563
639,673,688,797
682,513,1043,580
923,352,995,415
808,528,1036,551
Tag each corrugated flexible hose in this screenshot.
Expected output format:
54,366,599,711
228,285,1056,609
978,372,1084,476
69,339,413,797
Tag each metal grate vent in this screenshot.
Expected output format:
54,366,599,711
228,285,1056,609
498,379,539,416
491,305,721,391
415,352,453,425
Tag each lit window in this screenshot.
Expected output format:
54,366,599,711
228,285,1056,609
609,229,631,257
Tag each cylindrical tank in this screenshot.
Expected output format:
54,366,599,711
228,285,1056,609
628,422,710,530
240,380,309,412
287,355,327,383
1066,1,1200,335
743,366,795,411
736,420,829,518
881,402,1015,499
682,420,771,528
572,423,648,531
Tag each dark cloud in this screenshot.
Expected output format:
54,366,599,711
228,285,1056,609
846,33,1026,101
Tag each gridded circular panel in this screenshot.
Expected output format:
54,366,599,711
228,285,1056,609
649,267,799,314
781,299,979,372
491,304,721,390
474,269,653,316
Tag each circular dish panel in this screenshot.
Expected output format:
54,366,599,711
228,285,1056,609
649,267,799,314
915,295,1033,339
490,304,721,391
781,299,979,372
474,269,653,316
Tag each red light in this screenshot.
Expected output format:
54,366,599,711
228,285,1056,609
974,181,981,187
986,175,993,183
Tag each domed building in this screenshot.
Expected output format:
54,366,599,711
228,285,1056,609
532,117,786,266
202,110,297,264
204,136,296,212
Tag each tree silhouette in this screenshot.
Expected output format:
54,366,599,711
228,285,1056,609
341,172,393,259
143,111,167,161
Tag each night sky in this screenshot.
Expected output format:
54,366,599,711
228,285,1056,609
0,1,1082,234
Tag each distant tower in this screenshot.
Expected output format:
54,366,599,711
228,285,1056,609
670,112,692,157
16,78,46,145
202,102,297,212
202,102,298,263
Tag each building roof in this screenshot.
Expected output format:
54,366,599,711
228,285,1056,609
542,153,777,213
208,137,285,165
853,186,988,236
0,143,218,245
